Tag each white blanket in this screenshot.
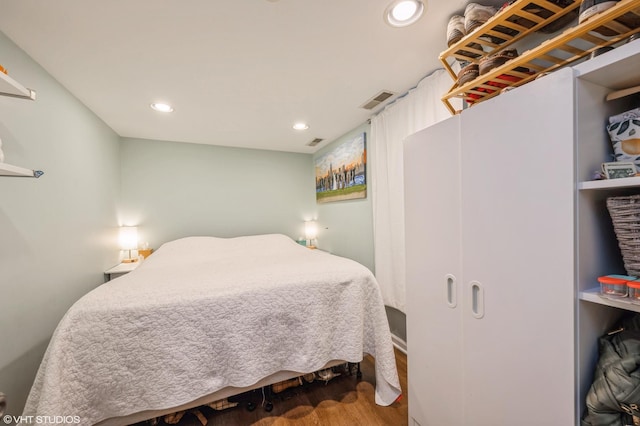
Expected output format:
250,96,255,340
22,234,401,425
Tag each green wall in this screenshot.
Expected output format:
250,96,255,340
118,129,382,278
119,138,317,247
0,32,121,415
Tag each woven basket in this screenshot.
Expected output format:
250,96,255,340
607,194,640,276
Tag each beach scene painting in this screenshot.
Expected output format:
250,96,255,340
315,132,366,203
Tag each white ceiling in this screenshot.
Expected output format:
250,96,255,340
0,0,504,153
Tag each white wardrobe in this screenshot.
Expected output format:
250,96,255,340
404,67,576,425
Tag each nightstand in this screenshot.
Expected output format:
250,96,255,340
104,262,139,282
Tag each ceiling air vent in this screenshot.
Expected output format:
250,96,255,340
307,138,324,147
360,90,395,110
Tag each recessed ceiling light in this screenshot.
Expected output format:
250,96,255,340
293,122,309,130
384,0,425,27
150,102,174,112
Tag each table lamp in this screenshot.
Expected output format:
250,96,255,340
119,226,138,263
305,221,318,249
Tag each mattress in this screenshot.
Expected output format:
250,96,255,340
22,234,401,425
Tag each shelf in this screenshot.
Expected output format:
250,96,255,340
606,83,640,100
0,70,36,100
0,71,36,100
0,163,43,178
578,176,640,190
440,0,582,80
441,0,640,114
580,287,640,313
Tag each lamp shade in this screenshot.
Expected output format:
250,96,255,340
304,221,318,240
119,226,138,250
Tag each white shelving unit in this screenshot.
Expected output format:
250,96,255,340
0,70,36,100
575,40,640,421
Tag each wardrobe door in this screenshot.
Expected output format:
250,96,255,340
405,115,463,426
459,68,575,426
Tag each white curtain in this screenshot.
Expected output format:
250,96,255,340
370,68,460,313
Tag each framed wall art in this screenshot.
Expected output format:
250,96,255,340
315,132,366,204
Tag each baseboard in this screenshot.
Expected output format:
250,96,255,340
391,333,407,355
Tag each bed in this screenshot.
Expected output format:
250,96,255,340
22,234,401,426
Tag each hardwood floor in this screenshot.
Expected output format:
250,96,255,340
153,348,408,426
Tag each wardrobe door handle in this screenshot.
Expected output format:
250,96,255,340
470,281,485,319
446,274,457,308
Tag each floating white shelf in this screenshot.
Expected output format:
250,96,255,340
578,176,640,190
0,71,36,100
0,163,43,178
580,287,640,314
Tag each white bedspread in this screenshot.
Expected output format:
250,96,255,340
22,234,401,425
